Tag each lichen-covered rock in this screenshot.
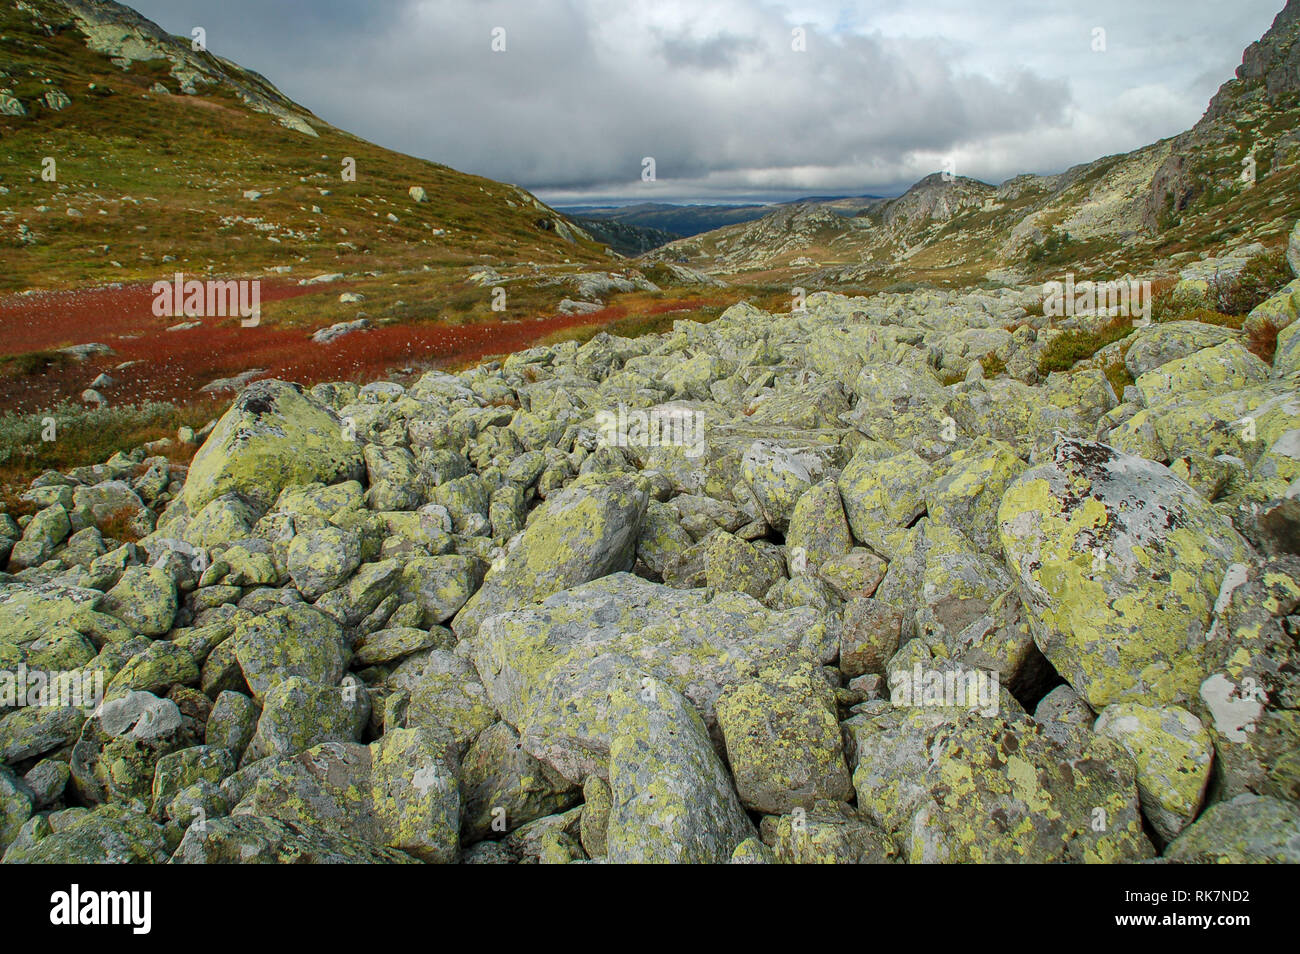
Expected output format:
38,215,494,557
453,472,648,638
1093,703,1213,842
184,493,261,550
395,555,478,625
370,727,460,862
172,813,417,863
2,803,168,864
758,800,901,864
818,547,887,601
1275,320,1300,378
466,573,829,782
840,598,904,678
837,449,931,558
17,505,72,568
176,380,365,516
604,676,754,863
103,640,199,701
635,501,695,578
1244,278,1300,335
1197,557,1300,801
1033,684,1095,749
380,649,496,754
1135,341,1270,406
740,440,825,531
911,522,1043,692
101,566,178,636
703,532,784,599
286,526,361,600
70,691,197,805
1164,794,1300,863
927,438,1023,551
243,676,369,762
1145,386,1300,466
998,439,1250,709
785,478,853,571
74,480,146,525
849,705,1153,863
497,805,585,863
150,744,236,818
1123,321,1239,378
313,559,401,627
0,766,33,853
0,581,104,647
716,658,853,814
204,690,259,759
459,721,578,843
949,377,1087,456
363,444,425,511
730,836,776,863
353,625,450,666
578,775,611,858
233,603,349,702
0,706,87,763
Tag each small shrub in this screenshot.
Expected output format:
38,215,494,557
1210,251,1291,315
1247,319,1281,364
981,351,1008,377
97,506,143,545
0,351,70,376
1024,229,1072,267
0,399,213,489
1104,361,1134,398
1038,315,1135,375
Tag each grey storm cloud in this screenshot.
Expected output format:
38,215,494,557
127,0,1286,203
653,30,760,71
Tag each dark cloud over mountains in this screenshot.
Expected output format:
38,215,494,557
130,0,1283,203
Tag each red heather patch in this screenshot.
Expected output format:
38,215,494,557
0,282,641,412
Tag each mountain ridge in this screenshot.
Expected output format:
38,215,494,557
644,3,1300,286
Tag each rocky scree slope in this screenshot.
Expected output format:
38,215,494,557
1,234,1300,863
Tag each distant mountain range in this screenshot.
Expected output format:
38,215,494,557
558,197,882,256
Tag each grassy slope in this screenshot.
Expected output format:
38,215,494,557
0,2,614,295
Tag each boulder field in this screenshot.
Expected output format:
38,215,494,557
2,285,1299,863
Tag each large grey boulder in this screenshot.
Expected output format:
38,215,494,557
233,603,350,702
604,676,754,863
452,472,648,638
465,572,832,783
175,380,364,516
998,439,1250,709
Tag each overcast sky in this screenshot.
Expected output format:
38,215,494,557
128,0,1286,205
